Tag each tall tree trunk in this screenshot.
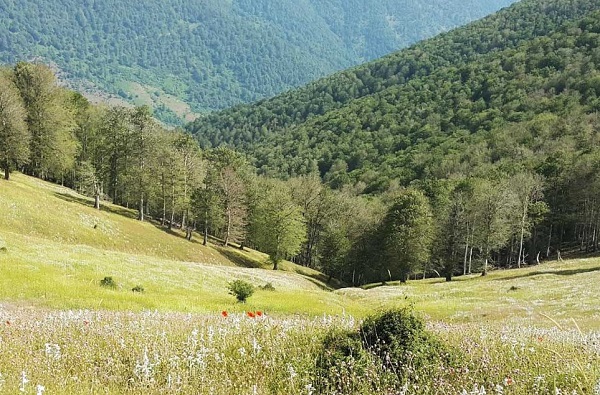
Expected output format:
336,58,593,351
224,210,231,247
169,182,175,230
468,247,473,274
138,194,144,221
161,171,166,226
546,224,552,258
3,162,9,180
463,237,469,276
203,214,208,246
517,197,528,268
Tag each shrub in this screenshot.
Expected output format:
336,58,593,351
315,329,371,393
228,280,255,302
131,285,145,293
100,276,117,289
359,308,456,381
260,282,275,291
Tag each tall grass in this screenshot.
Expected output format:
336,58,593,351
0,307,597,394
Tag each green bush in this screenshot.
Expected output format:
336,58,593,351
315,329,371,393
131,285,145,293
100,276,117,289
260,282,275,291
316,308,459,392
359,308,455,381
227,280,255,302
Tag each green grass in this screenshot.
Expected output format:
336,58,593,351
0,173,362,315
1,173,600,394
338,259,600,329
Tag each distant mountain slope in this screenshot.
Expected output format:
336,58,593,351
187,0,600,190
0,0,515,123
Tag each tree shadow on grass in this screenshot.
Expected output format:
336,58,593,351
495,266,600,281
216,247,263,269
53,192,139,220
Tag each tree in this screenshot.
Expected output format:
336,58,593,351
205,147,249,247
509,172,545,267
428,179,476,281
376,189,433,283
0,69,29,180
289,175,335,268
97,106,133,205
13,62,76,181
249,179,306,270
129,106,159,221
472,178,515,275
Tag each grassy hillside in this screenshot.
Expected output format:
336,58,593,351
0,0,515,124
1,172,599,329
0,173,347,314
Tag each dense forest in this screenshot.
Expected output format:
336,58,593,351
187,0,600,282
0,0,515,123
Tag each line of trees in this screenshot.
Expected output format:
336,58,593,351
0,62,586,286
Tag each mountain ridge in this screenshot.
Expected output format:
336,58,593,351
0,0,516,123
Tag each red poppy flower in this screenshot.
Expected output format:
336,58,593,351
221,311,228,318
255,311,263,317
247,311,256,318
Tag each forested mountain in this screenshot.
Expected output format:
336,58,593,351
0,0,515,124
188,0,600,188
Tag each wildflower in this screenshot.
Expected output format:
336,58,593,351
256,311,263,317
5,320,9,326
83,320,89,326
247,311,256,318
45,343,62,360
221,311,228,318
503,377,514,386
20,371,29,393
36,385,45,395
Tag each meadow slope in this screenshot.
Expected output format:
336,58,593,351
0,173,599,394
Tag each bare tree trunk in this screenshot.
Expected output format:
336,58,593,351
169,182,175,230
161,172,166,226
203,215,208,246
138,194,144,221
3,163,9,180
546,224,552,258
463,226,469,276
224,210,231,247
517,197,528,268
468,247,473,274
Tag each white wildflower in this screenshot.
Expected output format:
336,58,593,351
20,371,29,393
44,343,61,360
252,337,261,355
288,364,297,380
36,384,45,395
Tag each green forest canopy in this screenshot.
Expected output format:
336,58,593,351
0,0,515,124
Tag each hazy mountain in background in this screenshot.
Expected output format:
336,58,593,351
0,0,516,123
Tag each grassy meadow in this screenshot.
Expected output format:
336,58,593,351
0,173,599,394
